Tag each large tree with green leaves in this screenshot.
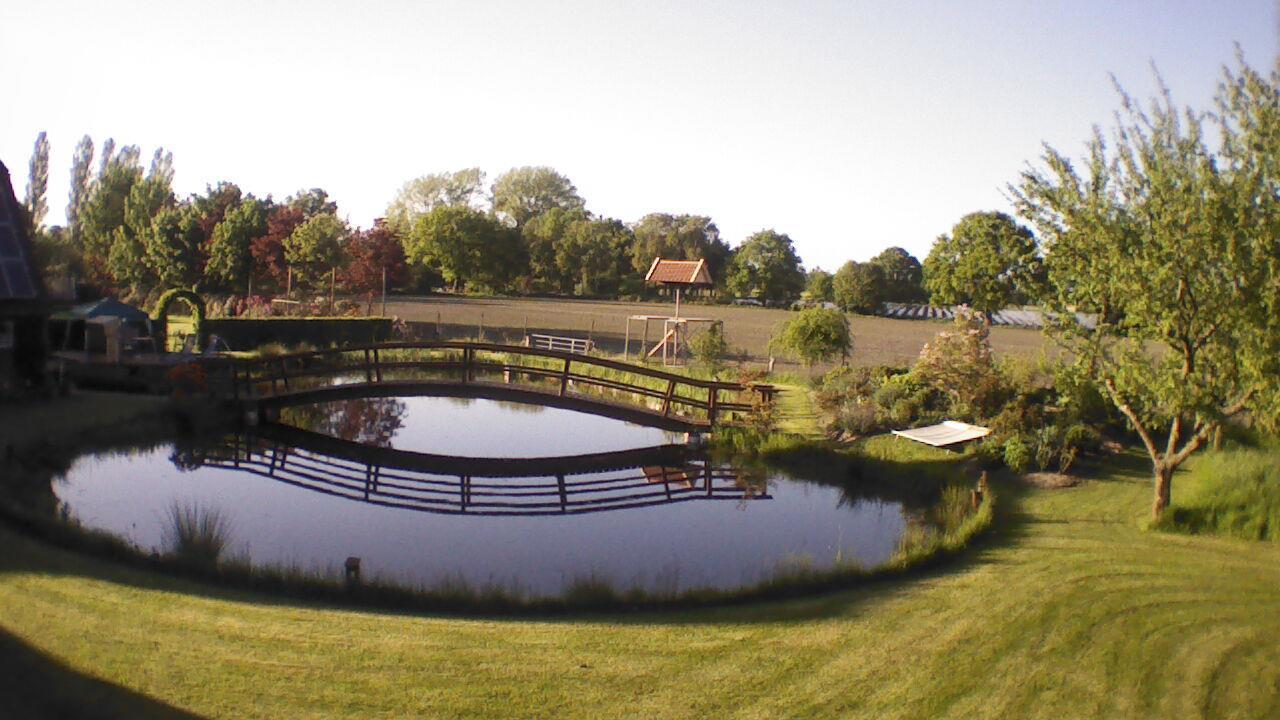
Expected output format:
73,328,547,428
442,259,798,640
204,198,268,291
284,212,348,290
491,166,584,229
557,216,634,296
725,229,805,305
869,246,925,303
107,175,174,290
832,260,885,314
144,205,205,290
805,268,834,303
1011,54,1280,520
630,213,732,285
404,205,523,292
385,168,486,231
923,211,1042,319
521,207,589,293
79,148,144,283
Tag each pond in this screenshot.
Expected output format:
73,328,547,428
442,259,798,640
52,397,922,598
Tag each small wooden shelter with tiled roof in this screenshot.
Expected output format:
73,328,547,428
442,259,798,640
625,257,722,366
644,258,712,288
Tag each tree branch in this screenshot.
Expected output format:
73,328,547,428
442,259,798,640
1104,378,1161,464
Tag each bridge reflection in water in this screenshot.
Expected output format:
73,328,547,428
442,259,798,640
198,425,769,517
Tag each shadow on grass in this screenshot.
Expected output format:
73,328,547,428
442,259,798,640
0,624,203,720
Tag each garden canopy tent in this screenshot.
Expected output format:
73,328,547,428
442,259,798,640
53,298,151,322
891,420,991,447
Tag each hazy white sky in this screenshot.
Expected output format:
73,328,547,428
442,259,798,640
2,1,1276,270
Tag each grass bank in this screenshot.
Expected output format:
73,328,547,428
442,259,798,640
1153,445,1280,541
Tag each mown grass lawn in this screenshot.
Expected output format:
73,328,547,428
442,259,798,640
2,398,1279,718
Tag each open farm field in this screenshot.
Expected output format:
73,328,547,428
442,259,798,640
384,295,1052,370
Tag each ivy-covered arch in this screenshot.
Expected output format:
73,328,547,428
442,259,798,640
153,288,206,352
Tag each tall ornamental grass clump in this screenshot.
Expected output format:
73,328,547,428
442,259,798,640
1154,448,1280,541
163,502,232,567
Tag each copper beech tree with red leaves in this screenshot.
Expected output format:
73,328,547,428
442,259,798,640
343,219,408,309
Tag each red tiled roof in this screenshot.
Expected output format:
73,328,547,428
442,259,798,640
644,258,712,286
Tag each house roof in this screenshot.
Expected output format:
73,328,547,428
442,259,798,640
644,258,712,287
53,298,151,322
0,160,43,303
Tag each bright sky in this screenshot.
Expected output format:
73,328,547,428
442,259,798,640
2,1,1276,271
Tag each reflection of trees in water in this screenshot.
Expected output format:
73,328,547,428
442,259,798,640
491,400,546,415
280,398,408,448
170,444,208,471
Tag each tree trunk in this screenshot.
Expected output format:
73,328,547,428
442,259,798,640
1152,463,1174,521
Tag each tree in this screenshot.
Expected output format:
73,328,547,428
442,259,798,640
922,211,1042,319
108,175,174,290
404,205,522,292
725,229,805,305
144,205,205,290
385,168,486,231
769,308,852,367
869,246,925,303
1010,54,1280,520
284,213,348,290
629,214,731,282
67,135,94,246
79,150,144,283
805,269,834,304
558,216,634,296
148,148,174,186
832,260,885,314
204,198,268,290
24,131,49,232
522,207,588,293
491,166,584,228
250,204,306,288
286,188,338,219
344,220,408,300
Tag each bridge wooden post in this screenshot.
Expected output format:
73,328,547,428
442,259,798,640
559,357,571,396
373,348,382,382
279,358,290,391
363,349,373,383
661,379,676,417
462,347,472,383
707,386,718,427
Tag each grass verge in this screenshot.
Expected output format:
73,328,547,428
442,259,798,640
1152,445,1280,541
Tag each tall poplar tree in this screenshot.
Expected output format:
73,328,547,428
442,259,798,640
24,131,49,232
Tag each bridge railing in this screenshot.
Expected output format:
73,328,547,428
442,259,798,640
205,433,768,516
214,341,775,427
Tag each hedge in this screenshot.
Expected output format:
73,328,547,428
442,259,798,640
202,318,395,350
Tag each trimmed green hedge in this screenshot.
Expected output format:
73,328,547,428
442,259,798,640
202,318,394,350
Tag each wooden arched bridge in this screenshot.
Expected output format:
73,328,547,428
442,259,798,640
207,341,776,433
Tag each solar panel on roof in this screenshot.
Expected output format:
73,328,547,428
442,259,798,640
0,224,21,258
0,259,35,299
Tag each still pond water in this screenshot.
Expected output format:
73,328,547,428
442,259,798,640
55,396,912,597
